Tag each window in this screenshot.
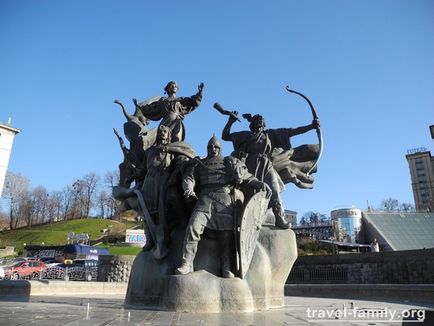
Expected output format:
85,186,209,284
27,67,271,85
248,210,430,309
417,170,426,177
420,189,429,195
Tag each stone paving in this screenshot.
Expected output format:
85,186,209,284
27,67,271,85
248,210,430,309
0,295,432,325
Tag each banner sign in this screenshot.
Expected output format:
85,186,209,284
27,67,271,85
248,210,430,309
125,229,146,244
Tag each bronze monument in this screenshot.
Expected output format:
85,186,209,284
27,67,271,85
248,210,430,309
112,82,322,312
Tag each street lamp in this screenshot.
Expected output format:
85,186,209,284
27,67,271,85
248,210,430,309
429,125,434,140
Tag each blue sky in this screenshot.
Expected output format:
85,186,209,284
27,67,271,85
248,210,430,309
1,0,433,216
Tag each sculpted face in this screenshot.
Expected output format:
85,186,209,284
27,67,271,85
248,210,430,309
165,82,178,96
251,116,265,134
207,144,220,158
158,126,170,145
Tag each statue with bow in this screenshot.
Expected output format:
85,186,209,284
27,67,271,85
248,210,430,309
218,86,323,229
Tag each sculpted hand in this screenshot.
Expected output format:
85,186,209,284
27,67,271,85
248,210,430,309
198,82,204,93
312,118,320,129
184,189,197,199
132,98,138,106
114,99,121,105
262,183,272,198
229,110,239,123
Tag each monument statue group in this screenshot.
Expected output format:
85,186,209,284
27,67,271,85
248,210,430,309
112,81,322,312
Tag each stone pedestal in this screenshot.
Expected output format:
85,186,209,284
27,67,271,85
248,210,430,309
124,225,297,312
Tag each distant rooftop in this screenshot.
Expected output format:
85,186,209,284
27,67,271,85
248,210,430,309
0,122,20,134
363,212,434,251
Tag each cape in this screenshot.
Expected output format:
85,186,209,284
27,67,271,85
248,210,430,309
231,129,315,189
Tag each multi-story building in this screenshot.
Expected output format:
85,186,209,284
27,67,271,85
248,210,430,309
406,148,434,211
0,121,20,196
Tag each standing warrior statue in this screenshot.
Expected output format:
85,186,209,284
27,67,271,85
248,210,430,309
133,81,204,142
114,125,195,259
219,88,321,229
175,135,270,278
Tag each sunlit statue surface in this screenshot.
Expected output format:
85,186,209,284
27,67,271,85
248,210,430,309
133,81,204,142
111,82,321,312
175,135,270,278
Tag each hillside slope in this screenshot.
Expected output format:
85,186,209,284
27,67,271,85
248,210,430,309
0,219,132,254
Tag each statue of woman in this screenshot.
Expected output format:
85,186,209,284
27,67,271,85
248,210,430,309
133,81,204,142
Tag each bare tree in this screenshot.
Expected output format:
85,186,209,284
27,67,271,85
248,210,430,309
104,170,120,219
104,170,119,188
44,191,63,225
49,191,63,222
0,210,8,231
2,170,122,227
81,173,100,218
380,198,400,212
32,186,49,224
72,179,84,218
399,202,415,212
61,184,75,220
301,211,328,226
3,172,30,229
96,190,111,219
21,192,35,228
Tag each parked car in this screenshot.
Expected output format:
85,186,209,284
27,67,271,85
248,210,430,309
3,259,47,280
39,258,60,267
42,260,97,281
0,257,27,268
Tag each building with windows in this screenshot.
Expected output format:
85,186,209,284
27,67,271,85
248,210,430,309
406,148,434,211
0,122,20,196
331,207,362,243
284,209,297,227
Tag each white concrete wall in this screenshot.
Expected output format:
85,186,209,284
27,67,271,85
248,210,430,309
0,124,19,196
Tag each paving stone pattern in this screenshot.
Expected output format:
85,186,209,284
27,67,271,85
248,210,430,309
0,295,432,325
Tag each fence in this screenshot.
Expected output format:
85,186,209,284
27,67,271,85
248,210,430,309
287,248,434,284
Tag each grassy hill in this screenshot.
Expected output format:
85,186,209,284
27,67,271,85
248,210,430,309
0,219,141,255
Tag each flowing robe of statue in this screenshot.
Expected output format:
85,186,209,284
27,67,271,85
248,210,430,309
136,89,203,142
137,139,195,259
228,128,319,190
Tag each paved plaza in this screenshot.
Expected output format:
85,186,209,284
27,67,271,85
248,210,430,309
0,295,432,325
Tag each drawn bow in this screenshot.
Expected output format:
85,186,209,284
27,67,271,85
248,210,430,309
285,86,323,175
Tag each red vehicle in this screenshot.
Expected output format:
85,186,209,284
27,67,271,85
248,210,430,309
3,259,46,280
